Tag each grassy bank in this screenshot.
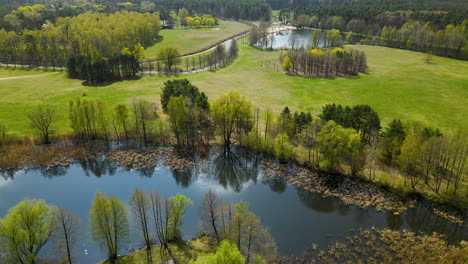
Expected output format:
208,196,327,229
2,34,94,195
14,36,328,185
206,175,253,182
144,20,250,58
1,44,467,136
101,237,215,264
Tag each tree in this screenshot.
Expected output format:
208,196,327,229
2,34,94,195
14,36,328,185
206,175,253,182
149,191,173,263
199,189,222,244
55,208,81,264
129,189,152,262
282,56,292,72
0,199,58,264
211,91,253,147
167,96,189,146
275,133,293,162
114,104,130,141
317,121,363,172
189,240,245,264
382,119,406,164
157,47,181,72
89,191,129,263
161,79,209,113
132,99,158,146
28,105,55,144
398,132,424,190
168,194,192,241
229,39,239,59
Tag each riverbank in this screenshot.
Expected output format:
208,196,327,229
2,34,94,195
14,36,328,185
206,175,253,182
1,142,465,225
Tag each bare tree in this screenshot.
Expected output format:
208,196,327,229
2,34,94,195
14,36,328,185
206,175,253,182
55,208,81,264
129,189,152,263
149,191,177,264
28,105,55,144
132,99,158,146
366,131,380,180
199,189,222,244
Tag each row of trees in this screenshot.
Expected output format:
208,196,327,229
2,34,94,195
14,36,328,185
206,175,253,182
0,11,161,67
154,0,272,21
240,101,466,196
286,0,467,28
0,188,275,263
284,6,467,59
67,54,140,83
185,15,219,27
6,85,467,201
152,40,238,74
366,21,468,60
281,48,368,78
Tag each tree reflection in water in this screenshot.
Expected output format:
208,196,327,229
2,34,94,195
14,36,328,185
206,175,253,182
209,147,260,192
79,158,116,177
296,188,350,215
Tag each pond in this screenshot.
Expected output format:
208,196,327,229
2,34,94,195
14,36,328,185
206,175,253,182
255,29,327,50
0,148,466,263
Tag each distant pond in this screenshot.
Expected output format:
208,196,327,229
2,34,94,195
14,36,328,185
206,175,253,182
0,148,466,263
255,29,327,50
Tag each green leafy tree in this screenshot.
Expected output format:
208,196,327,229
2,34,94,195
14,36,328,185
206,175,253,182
211,91,253,147
89,191,129,263
275,133,293,162
168,194,192,241
189,240,245,264
157,47,181,72
317,121,363,172
0,199,58,264
161,79,209,112
167,96,189,146
282,55,292,72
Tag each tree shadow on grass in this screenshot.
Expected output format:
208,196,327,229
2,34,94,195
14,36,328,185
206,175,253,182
148,35,164,47
81,75,142,87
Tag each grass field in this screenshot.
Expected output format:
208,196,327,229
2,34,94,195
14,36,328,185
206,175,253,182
144,20,250,59
0,43,467,136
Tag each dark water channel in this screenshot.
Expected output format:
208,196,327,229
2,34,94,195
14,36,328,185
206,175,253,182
0,148,465,263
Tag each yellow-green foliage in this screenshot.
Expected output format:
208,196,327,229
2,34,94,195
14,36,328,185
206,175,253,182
310,48,325,56
282,55,292,71
190,240,245,264
0,199,58,264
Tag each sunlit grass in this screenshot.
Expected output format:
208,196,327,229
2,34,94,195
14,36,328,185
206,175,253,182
0,43,467,137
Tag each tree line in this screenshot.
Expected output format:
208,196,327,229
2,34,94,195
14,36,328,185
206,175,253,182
0,11,161,68
154,0,272,21
145,40,238,74
364,20,468,60
0,83,466,206
284,0,467,27
282,2,467,60
281,47,368,78
0,188,275,263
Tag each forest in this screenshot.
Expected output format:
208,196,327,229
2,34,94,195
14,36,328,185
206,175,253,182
0,11,161,68
282,0,468,59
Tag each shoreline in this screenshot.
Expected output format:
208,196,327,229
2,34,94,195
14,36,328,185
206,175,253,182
1,143,465,226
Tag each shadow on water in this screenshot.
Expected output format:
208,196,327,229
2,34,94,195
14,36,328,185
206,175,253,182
79,158,116,177
209,148,260,192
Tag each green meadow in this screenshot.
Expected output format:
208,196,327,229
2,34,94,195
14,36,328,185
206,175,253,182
144,20,250,58
0,43,467,136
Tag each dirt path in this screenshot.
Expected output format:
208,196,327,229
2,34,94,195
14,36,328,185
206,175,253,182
0,72,60,81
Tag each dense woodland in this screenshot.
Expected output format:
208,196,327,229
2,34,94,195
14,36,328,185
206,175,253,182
0,11,161,68
282,0,468,59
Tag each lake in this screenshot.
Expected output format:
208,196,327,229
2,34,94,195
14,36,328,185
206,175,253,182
255,29,326,50
0,148,465,263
